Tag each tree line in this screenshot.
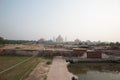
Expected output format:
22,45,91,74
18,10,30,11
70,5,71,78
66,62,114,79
0,37,36,44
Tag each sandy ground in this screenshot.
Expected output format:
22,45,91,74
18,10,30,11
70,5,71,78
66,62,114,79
1,44,44,50
47,56,72,80
25,59,50,80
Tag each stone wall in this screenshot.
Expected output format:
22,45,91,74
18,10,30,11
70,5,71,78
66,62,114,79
2,49,84,57
38,50,84,57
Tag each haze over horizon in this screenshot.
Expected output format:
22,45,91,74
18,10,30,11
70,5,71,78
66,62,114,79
0,0,120,42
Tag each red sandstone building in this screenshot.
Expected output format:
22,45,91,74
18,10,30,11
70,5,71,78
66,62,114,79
87,50,102,58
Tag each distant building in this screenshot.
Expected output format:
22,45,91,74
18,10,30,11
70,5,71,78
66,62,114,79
37,38,45,43
56,35,63,43
45,40,53,44
74,39,80,44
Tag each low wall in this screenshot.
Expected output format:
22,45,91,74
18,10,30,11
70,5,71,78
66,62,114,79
38,50,84,57
2,49,85,57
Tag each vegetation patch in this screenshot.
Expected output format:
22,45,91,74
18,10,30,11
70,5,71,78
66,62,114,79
46,60,52,65
0,56,40,80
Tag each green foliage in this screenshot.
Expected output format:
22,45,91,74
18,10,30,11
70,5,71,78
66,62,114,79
110,42,120,46
0,39,36,44
0,56,40,80
46,60,52,65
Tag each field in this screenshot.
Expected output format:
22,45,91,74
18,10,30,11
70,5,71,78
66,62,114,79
0,56,50,80
1,44,44,50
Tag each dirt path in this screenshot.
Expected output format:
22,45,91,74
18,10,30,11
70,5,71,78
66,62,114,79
47,56,72,80
25,59,50,80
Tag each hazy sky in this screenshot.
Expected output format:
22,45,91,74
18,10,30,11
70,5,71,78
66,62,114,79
0,0,120,42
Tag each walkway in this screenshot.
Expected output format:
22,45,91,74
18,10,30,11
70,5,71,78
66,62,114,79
47,56,72,80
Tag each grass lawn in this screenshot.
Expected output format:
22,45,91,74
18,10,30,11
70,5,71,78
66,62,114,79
0,56,29,72
0,56,41,80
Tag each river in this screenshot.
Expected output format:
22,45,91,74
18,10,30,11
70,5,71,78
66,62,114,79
68,63,120,80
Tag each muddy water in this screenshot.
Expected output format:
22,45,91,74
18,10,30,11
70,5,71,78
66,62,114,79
68,63,120,80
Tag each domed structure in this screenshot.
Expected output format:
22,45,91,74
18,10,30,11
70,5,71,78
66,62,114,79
56,35,63,43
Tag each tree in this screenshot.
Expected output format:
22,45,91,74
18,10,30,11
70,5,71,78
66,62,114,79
0,37,4,40
115,42,120,46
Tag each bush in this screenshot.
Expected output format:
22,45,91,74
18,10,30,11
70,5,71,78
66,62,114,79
46,61,52,65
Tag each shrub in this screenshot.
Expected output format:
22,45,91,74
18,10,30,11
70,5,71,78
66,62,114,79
46,61,52,65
